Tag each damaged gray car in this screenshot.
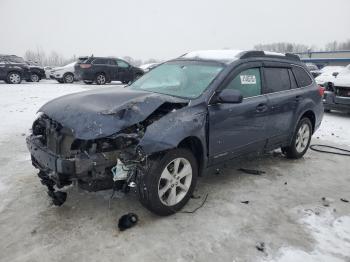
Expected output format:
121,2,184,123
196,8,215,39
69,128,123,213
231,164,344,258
26,50,323,215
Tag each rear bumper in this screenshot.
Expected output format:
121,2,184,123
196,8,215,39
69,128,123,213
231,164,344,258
75,70,95,81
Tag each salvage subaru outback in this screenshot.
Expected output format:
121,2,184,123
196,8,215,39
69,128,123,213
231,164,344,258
26,50,324,215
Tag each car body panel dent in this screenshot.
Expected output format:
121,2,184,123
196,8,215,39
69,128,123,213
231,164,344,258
139,103,208,155
38,87,188,140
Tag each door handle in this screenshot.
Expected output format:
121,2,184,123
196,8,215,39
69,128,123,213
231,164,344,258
256,103,268,113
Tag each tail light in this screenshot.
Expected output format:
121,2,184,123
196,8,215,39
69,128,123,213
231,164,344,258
318,85,325,97
80,64,91,69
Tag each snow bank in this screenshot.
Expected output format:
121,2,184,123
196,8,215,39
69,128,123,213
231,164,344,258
314,113,350,146
266,209,350,262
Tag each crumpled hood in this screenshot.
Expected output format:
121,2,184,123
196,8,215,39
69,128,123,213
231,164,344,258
39,87,188,139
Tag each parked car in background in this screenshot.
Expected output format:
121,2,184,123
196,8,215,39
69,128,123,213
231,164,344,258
0,55,30,84
306,63,321,78
0,55,45,83
323,67,350,113
140,62,160,73
26,50,323,215
75,56,144,85
50,62,76,83
315,65,348,85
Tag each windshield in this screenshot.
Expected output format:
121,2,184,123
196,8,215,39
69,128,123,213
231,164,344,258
130,61,224,99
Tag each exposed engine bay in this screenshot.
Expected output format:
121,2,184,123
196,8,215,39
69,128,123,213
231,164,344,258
26,91,188,206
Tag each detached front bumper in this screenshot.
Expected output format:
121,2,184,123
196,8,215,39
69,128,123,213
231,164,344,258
26,135,75,175
26,135,119,182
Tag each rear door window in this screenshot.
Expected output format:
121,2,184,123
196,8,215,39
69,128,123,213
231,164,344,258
292,66,313,87
108,59,116,65
224,68,262,98
263,67,290,93
92,59,108,65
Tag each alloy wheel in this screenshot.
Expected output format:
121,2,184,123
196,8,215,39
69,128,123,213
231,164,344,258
295,123,311,153
158,157,192,206
9,73,21,84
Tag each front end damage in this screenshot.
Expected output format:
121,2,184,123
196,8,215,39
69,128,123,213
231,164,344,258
26,100,188,205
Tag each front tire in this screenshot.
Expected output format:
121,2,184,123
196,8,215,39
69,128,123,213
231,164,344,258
7,72,22,84
282,118,312,159
63,73,74,83
30,73,40,82
137,148,198,216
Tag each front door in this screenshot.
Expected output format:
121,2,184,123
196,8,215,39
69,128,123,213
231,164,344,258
208,65,269,165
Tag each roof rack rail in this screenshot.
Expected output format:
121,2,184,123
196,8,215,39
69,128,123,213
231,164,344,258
239,51,300,61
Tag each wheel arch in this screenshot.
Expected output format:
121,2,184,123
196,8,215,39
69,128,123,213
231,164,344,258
299,110,316,133
178,136,204,176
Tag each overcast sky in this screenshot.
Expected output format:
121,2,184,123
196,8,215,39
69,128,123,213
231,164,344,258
0,0,349,61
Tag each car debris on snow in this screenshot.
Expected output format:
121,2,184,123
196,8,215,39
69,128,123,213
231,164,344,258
238,168,266,175
118,213,138,231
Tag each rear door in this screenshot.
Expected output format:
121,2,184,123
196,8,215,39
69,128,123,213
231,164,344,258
92,58,113,79
208,62,269,164
262,63,302,149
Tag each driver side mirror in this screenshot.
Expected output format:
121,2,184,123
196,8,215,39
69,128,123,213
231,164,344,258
332,72,339,77
215,89,243,104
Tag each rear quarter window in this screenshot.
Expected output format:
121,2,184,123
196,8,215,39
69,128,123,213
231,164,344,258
292,66,313,87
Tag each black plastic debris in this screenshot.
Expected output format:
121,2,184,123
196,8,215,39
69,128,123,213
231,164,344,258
284,182,287,185
322,197,330,207
256,242,265,252
191,194,201,199
340,198,349,203
118,213,138,231
238,168,265,175
48,191,67,206
241,201,249,204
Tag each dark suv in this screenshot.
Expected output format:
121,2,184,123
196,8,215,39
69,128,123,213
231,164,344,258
26,50,323,215
0,55,30,84
75,56,144,85
0,55,45,83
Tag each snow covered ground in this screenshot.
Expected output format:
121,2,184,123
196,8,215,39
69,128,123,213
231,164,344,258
0,80,349,262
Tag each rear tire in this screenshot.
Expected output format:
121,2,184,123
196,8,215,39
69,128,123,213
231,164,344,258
95,73,106,85
63,73,74,83
137,148,198,216
7,72,22,84
282,118,312,159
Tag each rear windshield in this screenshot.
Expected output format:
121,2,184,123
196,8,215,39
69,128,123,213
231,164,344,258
130,61,224,99
292,67,313,87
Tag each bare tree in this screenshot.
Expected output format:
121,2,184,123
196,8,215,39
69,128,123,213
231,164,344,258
254,42,310,53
